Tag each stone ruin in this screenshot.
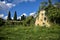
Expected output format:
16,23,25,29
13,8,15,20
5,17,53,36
35,10,50,27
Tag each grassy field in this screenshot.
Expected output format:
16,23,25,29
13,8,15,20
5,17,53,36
0,24,60,40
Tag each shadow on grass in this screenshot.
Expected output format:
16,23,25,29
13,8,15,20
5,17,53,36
0,37,5,40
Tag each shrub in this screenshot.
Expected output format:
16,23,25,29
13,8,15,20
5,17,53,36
0,18,5,26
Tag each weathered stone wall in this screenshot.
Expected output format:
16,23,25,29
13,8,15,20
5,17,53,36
35,10,50,27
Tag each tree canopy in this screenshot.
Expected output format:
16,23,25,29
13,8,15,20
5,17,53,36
37,0,60,24
7,11,11,20
14,11,17,20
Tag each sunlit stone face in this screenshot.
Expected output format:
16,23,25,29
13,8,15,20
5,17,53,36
40,10,45,14
35,10,50,27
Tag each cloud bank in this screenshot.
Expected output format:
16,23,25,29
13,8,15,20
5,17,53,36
4,16,8,20
0,1,15,8
0,14,4,18
0,0,36,9
29,12,36,18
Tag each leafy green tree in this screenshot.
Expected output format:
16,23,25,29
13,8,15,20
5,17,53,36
54,2,60,8
37,0,52,17
45,3,60,24
40,2,47,9
14,11,17,20
43,0,60,24
7,11,11,20
21,15,26,21
39,0,60,24
24,16,35,26
48,0,52,5
0,18,5,26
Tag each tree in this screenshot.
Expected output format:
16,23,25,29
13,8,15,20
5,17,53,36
40,0,52,10
24,16,35,26
0,18,5,26
37,0,52,17
14,11,17,20
39,0,60,24
21,15,26,21
7,11,11,20
48,0,52,5
54,2,60,8
45,3,60,24
40,2,47,9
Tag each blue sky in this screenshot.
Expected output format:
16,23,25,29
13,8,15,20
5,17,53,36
0,0,60,19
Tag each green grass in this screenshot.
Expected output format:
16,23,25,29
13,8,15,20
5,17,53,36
0,24,60,40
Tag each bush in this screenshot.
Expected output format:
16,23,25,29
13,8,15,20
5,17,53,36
0,18,5,26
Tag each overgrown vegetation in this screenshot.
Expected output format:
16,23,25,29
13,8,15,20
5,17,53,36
0,0,60,40
0,18,5,26
45,6,60,24
0,24,60,40
39,0,60,24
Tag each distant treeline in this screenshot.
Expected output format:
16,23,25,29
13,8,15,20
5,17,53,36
0,11,35,26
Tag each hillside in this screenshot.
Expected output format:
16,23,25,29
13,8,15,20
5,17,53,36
0,24,60,40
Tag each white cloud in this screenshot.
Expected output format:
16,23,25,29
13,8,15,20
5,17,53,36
11,17,13,20
0,0,36,13
2,1,6,4
21,13,27,16
0,1,9,10
18,13,27,19
6,3,15,8
0,14,4,18
30,12,35,16
0,1,16,10
0,0,36,10
4,16,8,20
17,16,21,19
29,12,36,18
